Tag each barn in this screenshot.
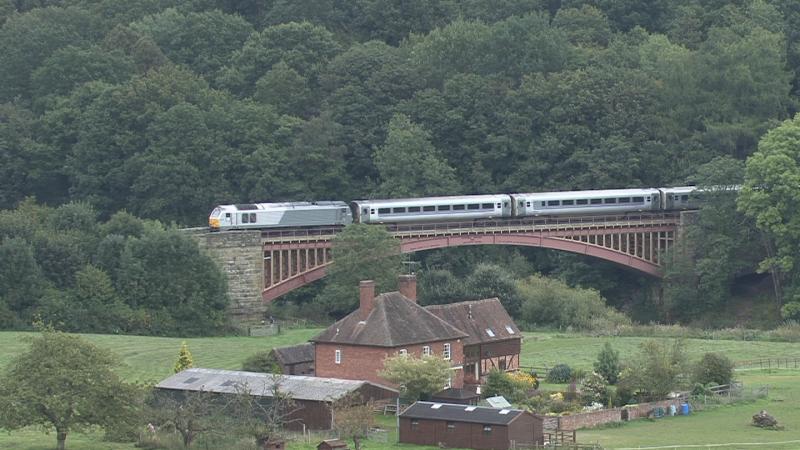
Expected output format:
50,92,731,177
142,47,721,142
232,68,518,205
156,368,398,431
399,402,543,450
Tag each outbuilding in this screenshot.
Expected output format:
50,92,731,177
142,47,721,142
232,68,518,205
156,368,398,431
399,401,543,450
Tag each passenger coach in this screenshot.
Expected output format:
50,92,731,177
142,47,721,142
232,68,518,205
351,194,512,224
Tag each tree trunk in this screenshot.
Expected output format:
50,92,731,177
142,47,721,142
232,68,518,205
353,436,361,450
56,428,67,450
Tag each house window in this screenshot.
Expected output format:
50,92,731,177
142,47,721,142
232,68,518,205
444,375,452,389
411,420,419,430
399,349,407,356
335,349,341,364
483,425,492,435
446,422,455,431
423,346,431,356
443,343,451,360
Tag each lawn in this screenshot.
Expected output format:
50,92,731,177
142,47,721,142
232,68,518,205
2,329,800,449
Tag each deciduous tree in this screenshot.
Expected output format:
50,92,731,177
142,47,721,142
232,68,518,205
380,354,450,401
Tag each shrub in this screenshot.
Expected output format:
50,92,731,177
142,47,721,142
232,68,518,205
546,364,572,383
484,369,516,398
241,351,280,373
692,353,734,386
580,372,609,406
594,342,621,384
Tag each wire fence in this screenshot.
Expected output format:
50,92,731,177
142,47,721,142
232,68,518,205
735,357,800,370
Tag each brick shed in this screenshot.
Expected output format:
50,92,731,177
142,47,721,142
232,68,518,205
399,402,543,450
156,368,397,431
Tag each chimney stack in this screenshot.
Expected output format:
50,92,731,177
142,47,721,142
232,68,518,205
359,280,376,319
398,274,417,303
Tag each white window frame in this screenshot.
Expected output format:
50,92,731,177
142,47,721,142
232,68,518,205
422,345,431,356
399,349,407,356
443,343,451,360
335,349,341,364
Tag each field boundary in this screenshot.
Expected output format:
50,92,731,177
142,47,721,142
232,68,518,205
616,439,800,449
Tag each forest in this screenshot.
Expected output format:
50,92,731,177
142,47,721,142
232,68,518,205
3,0,800,333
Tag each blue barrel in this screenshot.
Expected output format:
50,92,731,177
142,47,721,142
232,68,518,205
681,403,690,415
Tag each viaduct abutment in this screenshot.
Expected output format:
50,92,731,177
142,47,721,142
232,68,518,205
191,230,266,326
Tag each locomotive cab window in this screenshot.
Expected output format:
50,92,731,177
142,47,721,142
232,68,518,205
250,213,256,222
423,205,435,212
453,204,465,210
378,208,390,214
619,197,631,203
438,205,451,211
468,204,480,210
241,214,249,223
604,198,617,204
408,206,421,212
681,195,689,201
392,207,406,213
562,199,574,206
590,198,602,204
576,199,588,205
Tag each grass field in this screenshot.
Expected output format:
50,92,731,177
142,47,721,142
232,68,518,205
2,330,800,449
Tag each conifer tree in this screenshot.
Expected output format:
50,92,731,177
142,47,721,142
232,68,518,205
174,341,194,373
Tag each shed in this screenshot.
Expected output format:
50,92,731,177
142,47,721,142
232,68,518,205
431,387,481,406
271,343,315,375
399,401,543,450
317,439,349,450
156,368,398,431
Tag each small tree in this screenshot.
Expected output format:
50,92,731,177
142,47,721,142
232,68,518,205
0,331,140,450
692,353,734,386
148,389,221,448
332,393,375,450
380,354,450,401
230,377,299,447
594,342,621,384
174,341,194,373
620,340,689,402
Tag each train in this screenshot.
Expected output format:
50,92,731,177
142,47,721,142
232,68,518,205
208,186,699,231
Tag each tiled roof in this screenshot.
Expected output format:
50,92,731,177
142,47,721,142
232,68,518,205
271,343,314,365
400,401,529,425
156,368,397,402
425,298,520,346
311,292,468,347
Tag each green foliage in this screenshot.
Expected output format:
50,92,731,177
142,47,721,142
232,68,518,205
692,352,734,386
241,351,280,374
580,371,610,405
483,369,516,399
781,302,800,321
379,354,451,402
319,224,402,317
174,341,193,373
518,274,630,331
546,364,573,384
618,340,689,402
594,342,621,385
0,331,140,450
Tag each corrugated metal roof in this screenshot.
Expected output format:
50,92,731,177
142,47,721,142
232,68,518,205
399,401,528,425
156,368,397,402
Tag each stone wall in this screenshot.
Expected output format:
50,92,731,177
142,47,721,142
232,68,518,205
191,230,265,327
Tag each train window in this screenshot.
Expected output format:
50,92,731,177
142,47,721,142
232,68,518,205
392,207,406,213
225,213,231,218
633,197,644,203
540,201,546,207
453,204,465,210
619,197,631,203
674,195,679,200
468,204,480,210
408,206,421,212
576,199,588,205
363,208,368,214
496,203,501,208
241,213,249,223
423,205,435,212
681,195,689,201
562,199,574,206
438,205,451,211
604,198,617,204
250,213,256,222
590,198,602,204
547,200,560,206
481,203,494,209
519,201,524,207
378,208,390,214
370,209,375,214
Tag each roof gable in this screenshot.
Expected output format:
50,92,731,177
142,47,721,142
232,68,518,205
271,343,314,365
425,298,520,346
312,292,468,347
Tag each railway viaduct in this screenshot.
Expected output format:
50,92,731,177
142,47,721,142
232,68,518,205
191,211,696,325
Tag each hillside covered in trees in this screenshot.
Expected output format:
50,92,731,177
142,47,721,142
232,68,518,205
3,0,800,331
